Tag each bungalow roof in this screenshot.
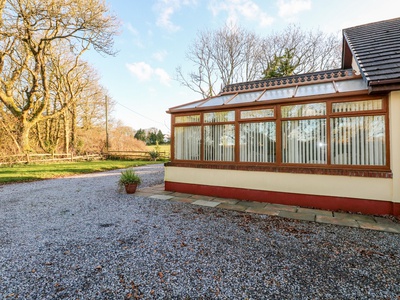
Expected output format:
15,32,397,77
342,17,400,92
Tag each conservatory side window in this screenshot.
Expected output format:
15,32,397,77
203,111,235,162
174,126,201,160
240,122,276,163
331,100,385,166
281,103,327,164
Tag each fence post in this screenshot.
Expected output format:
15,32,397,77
70,152,73,161
26,153,30,164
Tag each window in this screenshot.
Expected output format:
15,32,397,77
240,122,276,162
330,100,385,166
203,111,235,161
171,97,388,171
281,103,327,164
174,114,201,160
174,126,201,160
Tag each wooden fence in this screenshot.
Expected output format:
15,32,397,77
0,150,170,166
104,150,169,161
0,153,103,166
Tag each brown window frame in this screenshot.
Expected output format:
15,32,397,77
170,95,391,177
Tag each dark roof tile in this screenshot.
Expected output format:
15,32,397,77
343,17,400,86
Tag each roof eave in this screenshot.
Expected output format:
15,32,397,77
368,79,400,93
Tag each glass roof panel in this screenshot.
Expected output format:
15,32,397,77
173,100,206,110
295,82,336,97
199,94,235,107
258,87,296,101
335,79,367,92
228,91,263,104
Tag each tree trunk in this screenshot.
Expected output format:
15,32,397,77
19,122,32,153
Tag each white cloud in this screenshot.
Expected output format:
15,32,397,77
125,23,145,48
208,0,274,27
153,50,168,62
277,0,311,18
154,0,197,32
154,68,171,86
126,62,171,86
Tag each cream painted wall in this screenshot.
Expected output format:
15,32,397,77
389,91,400,204
165,166,393,202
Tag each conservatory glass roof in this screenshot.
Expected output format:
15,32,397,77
168,69,367,113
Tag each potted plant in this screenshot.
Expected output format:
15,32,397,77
118,168,141,194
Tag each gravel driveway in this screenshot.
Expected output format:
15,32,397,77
0,164,399,299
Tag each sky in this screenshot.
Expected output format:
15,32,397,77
83,0,400,134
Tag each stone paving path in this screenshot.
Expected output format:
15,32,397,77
137,184,400,234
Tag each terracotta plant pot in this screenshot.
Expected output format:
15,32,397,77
124,183,138,194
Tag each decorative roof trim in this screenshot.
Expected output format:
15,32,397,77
221,69,359,94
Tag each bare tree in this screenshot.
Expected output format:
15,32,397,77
176,24,262,98
0,0,119,153
176,24,342,97
260,24,341,76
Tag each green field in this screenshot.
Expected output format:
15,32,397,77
0,160,159,184
146,144,171,156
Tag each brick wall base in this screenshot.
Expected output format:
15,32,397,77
165,181,400,216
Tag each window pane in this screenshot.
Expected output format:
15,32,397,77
228,91,263,105
204,111,235,123
204,125,235,161
175,115,200,123
332,100,382,113
331,116,386,166
240,108,274,119
240,122,276,163
174,126,201,160
200,94,235,107
282,119,327,164
281,103,326,118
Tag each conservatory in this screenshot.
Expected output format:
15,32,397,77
165,18,400,216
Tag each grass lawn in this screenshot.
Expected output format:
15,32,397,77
146,144,171,156
0,160,159,185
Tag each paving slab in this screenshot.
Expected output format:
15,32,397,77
217,203,248,212
245,206,281,216
169,197,195,204
357,220,400,233
190,195,216,201
278,210,316,222
333,212,376,222
316,215,359,228
212,197,240,205
264,203,298,212
297,207,333,217
149,194,174,200
170,192,194,198
374,216,399,225
192,200,220,208
236,200,268,209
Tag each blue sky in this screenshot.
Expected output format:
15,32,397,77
84,0,400,134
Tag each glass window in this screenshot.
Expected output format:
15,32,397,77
258,87,296,101
240,108,274,119
200,95,235,107
295,82,335,97
204,111,235,123
331,116,386,166
282,119,327,164
228,91,263,105
204,125,235,161
174,126,201,160
240,122,276,163
175,115,200,123
281,103,326,118
332,100,382,113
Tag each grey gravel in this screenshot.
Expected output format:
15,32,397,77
0,164,399,299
